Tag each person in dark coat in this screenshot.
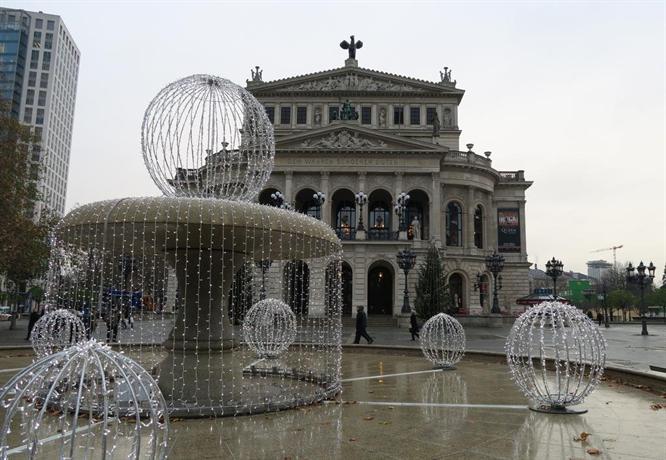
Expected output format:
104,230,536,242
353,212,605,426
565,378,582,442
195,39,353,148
409,310,420,341
353,305,373,344
25,305,42,340
596,311,603,326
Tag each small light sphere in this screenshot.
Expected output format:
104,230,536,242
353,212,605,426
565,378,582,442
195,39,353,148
0,340,169,459
141,74,275,201
419,313,466,368
506,301,606,410
243,298,297,358
30,308,86,358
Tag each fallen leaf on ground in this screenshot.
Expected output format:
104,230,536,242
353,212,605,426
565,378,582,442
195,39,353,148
363,416,375,421
574,432,591,442
586,447,601,455
349,438,358,442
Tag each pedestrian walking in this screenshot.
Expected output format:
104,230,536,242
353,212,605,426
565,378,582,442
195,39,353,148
596,311,603,326
409,310,420,341
353,305,373,344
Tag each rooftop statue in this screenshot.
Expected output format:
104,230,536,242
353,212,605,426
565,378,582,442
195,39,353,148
340,35,363,59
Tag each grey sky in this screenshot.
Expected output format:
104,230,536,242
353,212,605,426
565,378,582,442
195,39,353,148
7,1,666,276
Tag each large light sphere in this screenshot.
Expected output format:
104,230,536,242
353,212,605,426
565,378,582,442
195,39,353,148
141,74,275,201
243,298,297,359
30,308,86,358
0,340,169,459
419,313,466,369
506,301,606,413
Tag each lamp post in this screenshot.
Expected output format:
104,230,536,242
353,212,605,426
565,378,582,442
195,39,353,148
626,261,656,336
312,191,326,219
270,191,284,208
397,249,417,314
395,192,410,232
355,191,368,230
545,257,564,298
484,251,505,314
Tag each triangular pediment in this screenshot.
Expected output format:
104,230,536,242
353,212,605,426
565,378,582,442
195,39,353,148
276,124,446,151
249,66,464,97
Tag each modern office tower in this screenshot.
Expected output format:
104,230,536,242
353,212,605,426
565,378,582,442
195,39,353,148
0,8,80,218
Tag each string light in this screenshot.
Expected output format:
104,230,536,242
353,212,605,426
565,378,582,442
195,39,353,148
0,340,169,459
30,308,86,358
419,313,466,369
505,301,606,414
243,298,296,359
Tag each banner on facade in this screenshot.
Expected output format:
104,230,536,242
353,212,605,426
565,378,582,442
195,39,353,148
497,208,521,252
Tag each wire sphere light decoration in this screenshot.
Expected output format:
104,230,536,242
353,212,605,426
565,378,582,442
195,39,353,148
0,340,169,459
506,301,606,414
243,298,297,359
419,313,466,369
30,308,86,358
141,74,275,201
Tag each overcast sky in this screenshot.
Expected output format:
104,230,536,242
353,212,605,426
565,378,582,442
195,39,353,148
7,1,666,277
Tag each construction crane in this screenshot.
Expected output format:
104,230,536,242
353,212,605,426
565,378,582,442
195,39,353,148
591,245,624,267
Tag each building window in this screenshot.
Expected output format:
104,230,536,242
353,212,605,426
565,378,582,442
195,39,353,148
38,90,46,106
45,33,53,50
42,51,51,71
328,106,339,122
28,71,37,87
40,73,49,89
474,205,483,249
426,107,437,125
30,50,39,69
36,108,44,125
47,20,55,30
26,89,35,105
23,107,33,123
393,106,404,125
280,106,291,125
35,19,43,29
410,107,420,125
446,201,463,246
33,31,41,48
264,106,274,123
335,201,356,240
296,106,307,125
361,106,372,125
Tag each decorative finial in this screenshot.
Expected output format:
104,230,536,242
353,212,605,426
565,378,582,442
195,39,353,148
466,143,474,152
340,35,363,66
247,66,264,86
439,67,457,87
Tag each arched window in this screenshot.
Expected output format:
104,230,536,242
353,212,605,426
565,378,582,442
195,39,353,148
446,201,463,246
335,201,356,240
295,188,321,219
368,189,392,240
474,205,483,249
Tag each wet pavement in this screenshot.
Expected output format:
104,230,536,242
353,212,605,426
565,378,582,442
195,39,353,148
1,350,664,459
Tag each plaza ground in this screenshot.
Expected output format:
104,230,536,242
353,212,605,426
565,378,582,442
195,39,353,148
0,350,664,459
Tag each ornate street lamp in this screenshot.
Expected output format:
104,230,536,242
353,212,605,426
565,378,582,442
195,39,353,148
395,192,410,232
626,261,656,336
545,257,564,298
484,251,505,314
312,191,326,219
270,191,284,208
473,272,489,311
397,249,417,314
355,191,368,230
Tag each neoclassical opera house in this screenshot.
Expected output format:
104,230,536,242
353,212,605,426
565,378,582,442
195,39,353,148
244,42,532,321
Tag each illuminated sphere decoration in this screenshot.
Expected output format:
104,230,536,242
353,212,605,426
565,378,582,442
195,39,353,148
419,313,466,369
0,340,169,459
506,301,606,414
141,74,275,201
243,298,297,359
30,308,86,358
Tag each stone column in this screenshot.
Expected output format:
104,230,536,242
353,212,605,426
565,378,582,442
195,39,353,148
394,172,404,238
320,172,331,225
466,187,475,250
519,200,527,258
285,172,293,205
430,173,441,245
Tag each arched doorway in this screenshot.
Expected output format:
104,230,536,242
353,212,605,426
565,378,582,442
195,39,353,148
448,273,465,313
367,262,393,315
368,189,392,240
331,189,356,240
284,260,309,316
295,188,321,219
406,189,429,240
